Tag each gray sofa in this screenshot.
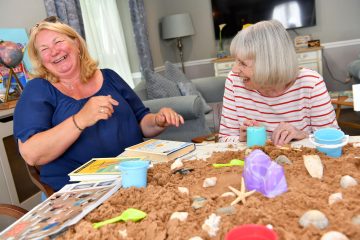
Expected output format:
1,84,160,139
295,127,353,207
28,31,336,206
134,76,226,141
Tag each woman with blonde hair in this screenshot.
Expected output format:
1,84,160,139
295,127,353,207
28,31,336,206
219,20,338,145
14,17,184,191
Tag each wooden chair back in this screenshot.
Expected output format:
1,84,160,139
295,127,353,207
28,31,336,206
0,204,27,219
24,164,54,198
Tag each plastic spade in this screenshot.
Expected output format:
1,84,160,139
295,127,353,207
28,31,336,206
212,159,244,168
92,208,147,229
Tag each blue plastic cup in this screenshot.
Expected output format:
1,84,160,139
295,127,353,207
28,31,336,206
313,128,345,157
119,160,150,188
247,126,267,147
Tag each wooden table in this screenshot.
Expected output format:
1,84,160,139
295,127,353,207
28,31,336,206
331,96,360,129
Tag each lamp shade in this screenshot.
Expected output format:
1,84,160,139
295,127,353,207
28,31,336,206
161,13,195,39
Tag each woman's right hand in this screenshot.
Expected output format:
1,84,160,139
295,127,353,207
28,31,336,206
239,119,260,141
75,95,119,129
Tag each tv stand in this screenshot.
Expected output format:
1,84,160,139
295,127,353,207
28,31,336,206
213,47,323,76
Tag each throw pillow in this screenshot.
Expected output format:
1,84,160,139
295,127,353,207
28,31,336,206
144,69,181,99
164,61,212,113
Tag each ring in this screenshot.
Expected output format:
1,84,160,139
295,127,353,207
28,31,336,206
99,107,105,113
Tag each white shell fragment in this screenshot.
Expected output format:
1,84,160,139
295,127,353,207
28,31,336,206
320,231,349,240
203,177,217,188
275,155,292,165
178,187,189,195
353,142,360,147
201,213,221,237
328,192,343,205
244,148,252,156
170,212,189,222
340,175,358,188
303,155,323,179
118,229,127,238
220,192,236,198
188,237,203,240
299,210,329,230
171,159,184,170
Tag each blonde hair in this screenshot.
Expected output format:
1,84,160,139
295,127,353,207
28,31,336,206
28,20,98,83
230,20,298,88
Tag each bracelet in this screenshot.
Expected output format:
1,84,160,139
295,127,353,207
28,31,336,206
72,115,84,131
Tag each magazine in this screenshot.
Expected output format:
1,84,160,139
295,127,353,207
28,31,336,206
0,179,121,240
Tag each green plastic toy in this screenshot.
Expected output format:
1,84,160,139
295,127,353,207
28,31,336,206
212,159,244,168
92,208,147,229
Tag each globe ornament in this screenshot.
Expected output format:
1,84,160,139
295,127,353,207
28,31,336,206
0,40,25,104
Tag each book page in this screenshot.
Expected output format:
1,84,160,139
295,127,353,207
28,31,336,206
128,139,193,155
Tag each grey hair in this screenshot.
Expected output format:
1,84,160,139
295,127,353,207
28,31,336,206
230,20,298,88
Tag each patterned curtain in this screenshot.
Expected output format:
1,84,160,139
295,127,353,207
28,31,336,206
128,0,154,76
43,0,85,38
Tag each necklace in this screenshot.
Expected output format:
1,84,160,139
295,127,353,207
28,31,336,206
60,81,75,91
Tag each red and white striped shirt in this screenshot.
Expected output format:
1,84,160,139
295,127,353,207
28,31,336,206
219,68,338,142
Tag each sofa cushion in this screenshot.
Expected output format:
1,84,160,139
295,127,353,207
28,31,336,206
164,61,212,113
144,69,181,99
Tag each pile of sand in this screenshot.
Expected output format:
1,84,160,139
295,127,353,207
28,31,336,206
59,143,360,240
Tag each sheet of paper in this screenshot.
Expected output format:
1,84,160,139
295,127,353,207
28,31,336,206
353,84,360,111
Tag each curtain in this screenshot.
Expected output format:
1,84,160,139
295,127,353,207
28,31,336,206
79,0,134,87
128,0,154,77
43,0,85,38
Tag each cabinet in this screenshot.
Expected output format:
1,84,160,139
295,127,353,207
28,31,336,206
213,47,323,76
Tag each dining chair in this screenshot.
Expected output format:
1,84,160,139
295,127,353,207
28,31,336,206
25,164,54,198
0,203,27,219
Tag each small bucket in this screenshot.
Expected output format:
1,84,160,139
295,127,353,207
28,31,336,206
225,224,278,240
119,160,150,188
247,126,267,147
309,128,349,157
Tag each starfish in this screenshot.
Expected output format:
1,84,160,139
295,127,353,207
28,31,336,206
228,177,256,205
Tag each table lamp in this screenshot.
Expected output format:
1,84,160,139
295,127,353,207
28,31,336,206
161,13,195,73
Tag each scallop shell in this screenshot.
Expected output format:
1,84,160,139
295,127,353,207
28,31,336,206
320,231,349,240
203,177,217,188
303,155,323,179
299,210,329,229
340,175,358,188
328,192,343,205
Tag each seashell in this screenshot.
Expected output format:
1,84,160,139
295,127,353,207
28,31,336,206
216,206,236,216
320,231,349,240
352,215,360,225
203,177,217,188
340,175,358,188
299,210,329,230
170,212,188,221
118,229,127,238
328,192,343,205
220,192,236,197
192,196,207,209
202,213,221,237
188,237,203,240
303,155,323,179
178,187,189,195
171,159,184,170
275,155,292,165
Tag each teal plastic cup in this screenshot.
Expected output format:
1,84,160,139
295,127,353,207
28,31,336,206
119,160,150,188
247,126,266,147
309,128,348,157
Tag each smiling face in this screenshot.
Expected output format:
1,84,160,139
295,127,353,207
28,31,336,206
35,29,80,80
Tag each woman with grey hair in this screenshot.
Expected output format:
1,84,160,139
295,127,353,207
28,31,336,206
218,20,338,145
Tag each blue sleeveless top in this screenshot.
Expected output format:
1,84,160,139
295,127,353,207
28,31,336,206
14,69,149,190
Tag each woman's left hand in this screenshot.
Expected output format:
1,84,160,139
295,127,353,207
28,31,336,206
272,122,308,146
154,107,184,128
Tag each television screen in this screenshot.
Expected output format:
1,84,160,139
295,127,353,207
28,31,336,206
211,0,316,39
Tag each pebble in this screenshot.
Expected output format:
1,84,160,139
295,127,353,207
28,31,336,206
216,206,236,216
299,210,329,230
192,196,207,209
340,175,358,188
203,177,217,188
275,155,292,165
320,231,349,240
328,192,343,205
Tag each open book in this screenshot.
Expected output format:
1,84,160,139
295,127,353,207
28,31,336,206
0,179,121,240
68,157,144,182
122,139,195,163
